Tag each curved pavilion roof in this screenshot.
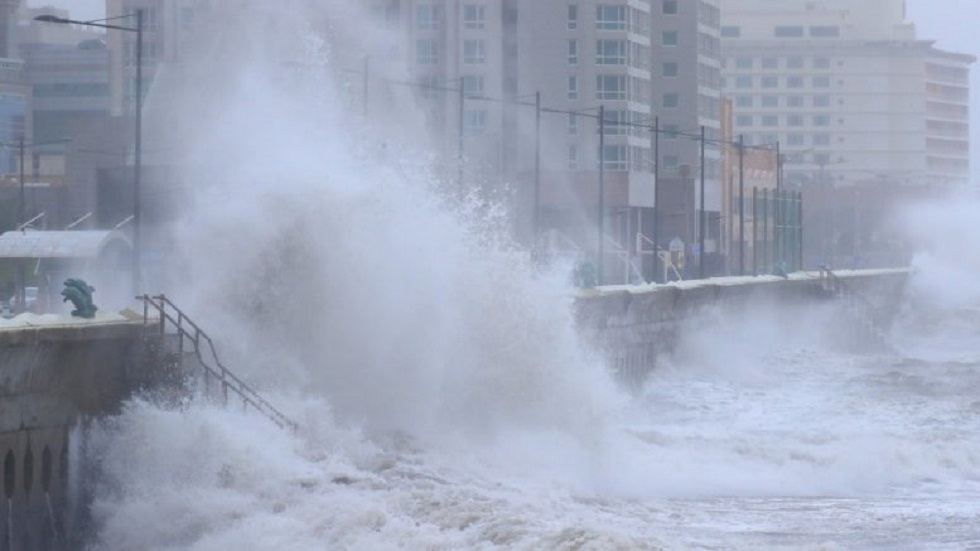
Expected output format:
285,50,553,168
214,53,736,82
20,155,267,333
0,230,132,259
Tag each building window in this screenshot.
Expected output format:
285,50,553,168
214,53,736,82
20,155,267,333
663,93,679,108
602,144,628,171
761,76,777,88
568,39,578,65
735,75,752,88
663,124,679,139
813,152,831,165
721,26,740,38
813,95,830,107
416,4,441,30
568,145,579,170
567,4,578,29
463,4,485,29
813,115,831,126
813,76,831,88
735,95,752,107
568,113,578,134
761,95,778,107
787,76,804,88
813,57,831,69
813,133,831,146
663,0,678,15
416,39,439,64
810,25,840,38
596,5,627,30
662,62,679,77
774,25,804,38
736,115,753,127
662,31,678,46
465,109,486,134
603,110,629,135
787,115,803,127
567,75,578,100
761,115,778,126
664,155,679,169
787,95,804,107
461,75,484,96
787,134,805,145
787,56,804,69
596,75,627,100
463,39,485,64
597,39,627,65
735,57,753,69
761,57,778,69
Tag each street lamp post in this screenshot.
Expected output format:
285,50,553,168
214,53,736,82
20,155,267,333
36,10,144,296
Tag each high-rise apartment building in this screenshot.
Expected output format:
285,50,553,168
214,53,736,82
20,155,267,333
365,0,722,281
721,0,973,189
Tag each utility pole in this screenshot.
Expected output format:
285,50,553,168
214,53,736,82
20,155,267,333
457,80,464,190
17,138,24,313
597,105,605,285
363,56,370,119
775,140,782,192
652,116,660,283
699,125,705,279
738,134,745,276
533,91,541,246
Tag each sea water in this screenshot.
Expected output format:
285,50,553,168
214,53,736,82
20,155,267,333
82,2,980,548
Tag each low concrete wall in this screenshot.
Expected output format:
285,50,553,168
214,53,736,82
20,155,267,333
0,320,171,550
575,270,910,386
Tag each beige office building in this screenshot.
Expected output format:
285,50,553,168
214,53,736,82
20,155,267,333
721,0,973,189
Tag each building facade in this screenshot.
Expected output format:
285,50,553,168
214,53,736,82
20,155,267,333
362,0,722,282
721,0,973,190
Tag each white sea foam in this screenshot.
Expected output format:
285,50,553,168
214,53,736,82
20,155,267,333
83,2,980,549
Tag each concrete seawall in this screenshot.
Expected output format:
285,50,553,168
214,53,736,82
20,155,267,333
574,270,910,386
0,319,172,551
0,270,911,548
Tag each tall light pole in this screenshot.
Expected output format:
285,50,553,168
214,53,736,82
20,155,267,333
597,104,605,285
698,125,705,279
36,10,144,296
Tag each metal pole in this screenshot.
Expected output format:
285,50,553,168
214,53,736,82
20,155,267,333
652,116,660,283
738,134,745,276
699,125,705,279
797,191,804,271
363,56,370,119
18,139,24,228
762,187,769,273
753,187,759,276
17,139,24,313
597,104,605,285
533,91,541,244
133,8,144,296
457,79,464,189
775,140,782,193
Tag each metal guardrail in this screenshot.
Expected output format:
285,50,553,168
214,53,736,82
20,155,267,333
816,267,892,351
137,294,298,432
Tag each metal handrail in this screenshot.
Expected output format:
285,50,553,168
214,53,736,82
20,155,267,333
137,294,298,432
816,267,890,347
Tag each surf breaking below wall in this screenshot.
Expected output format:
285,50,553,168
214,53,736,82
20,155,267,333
79,1,980,548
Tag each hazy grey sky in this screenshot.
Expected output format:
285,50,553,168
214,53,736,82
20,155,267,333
26,0,980,182
27,0,102,20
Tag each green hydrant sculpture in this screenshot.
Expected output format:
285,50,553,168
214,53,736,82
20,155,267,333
61,278,97,319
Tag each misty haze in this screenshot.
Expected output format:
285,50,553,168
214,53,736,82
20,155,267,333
0,0,977,549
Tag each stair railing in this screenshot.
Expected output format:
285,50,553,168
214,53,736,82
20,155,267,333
137,294,298,432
